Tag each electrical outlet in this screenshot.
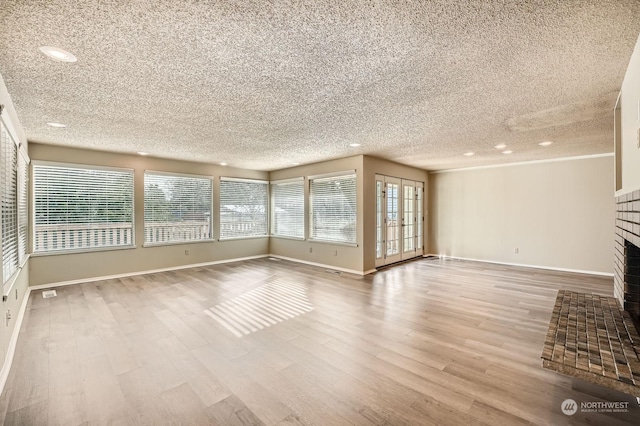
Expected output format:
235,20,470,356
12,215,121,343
309,247,312,253
514,247,519,254
5,310,11,326
185,249,190,256
334,250,338,256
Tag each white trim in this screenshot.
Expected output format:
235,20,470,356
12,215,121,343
144,169,214,180
142,239,215,248
29,254,270,290
220,176,269,184
31,244,137,257
308,239,358,248
0,282,30,394
308,170,356,180
439,255,614,277
363,269,377,275
430,153,614,174
32,159,134,174
270,177,304,184
268,255,366,276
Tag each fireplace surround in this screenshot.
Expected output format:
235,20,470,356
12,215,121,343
614,189,640,331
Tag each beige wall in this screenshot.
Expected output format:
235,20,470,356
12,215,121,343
0,73,30,381
268,155,364,273
28,143,269,286
429,155,615,274
618,33,640,196
362,156,429,271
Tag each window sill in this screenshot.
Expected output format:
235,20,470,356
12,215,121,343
308,239,358,248
219,235,269,241
31,244,137,257
143,239,215,248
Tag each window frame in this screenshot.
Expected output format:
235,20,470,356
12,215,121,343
0,115,23,292
143,170,214,247
308,170,358,246
270,177,305,241
32,161,136,255
219,177,269,240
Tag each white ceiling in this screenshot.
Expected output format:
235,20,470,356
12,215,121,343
0,1,639,171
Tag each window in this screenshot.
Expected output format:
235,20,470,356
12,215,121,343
1,119,18,283
219,178,268,239
144,172,212,244
271,178,304,239
17,153,29,264
309,172,357,244
33,163,134,253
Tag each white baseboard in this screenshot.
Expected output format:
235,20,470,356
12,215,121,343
0,284,31,394
268,255,369,276
29,254,270,290
440,255,614,277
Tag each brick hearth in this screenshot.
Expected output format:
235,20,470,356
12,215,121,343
542,290,640,395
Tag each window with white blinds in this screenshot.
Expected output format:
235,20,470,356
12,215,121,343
1,120,18,284
219,178,268,239
33,164,134,253
271,179,304,239
309,172,357,244
144,172,212,244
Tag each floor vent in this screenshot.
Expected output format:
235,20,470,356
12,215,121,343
325,269,341,275
42,290,57,299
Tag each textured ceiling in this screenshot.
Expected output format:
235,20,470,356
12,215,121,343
0,1,639,171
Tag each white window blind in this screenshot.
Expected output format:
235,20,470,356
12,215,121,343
271,179,304,239
33,164,134,253
310,173,357,244
17,153,29,264
1,119,18,283
220,178,268,239
144,172,212,244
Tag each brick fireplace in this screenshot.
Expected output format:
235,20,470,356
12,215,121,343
614,189,640,331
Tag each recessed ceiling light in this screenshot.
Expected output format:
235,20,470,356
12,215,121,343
39,46,77,63
539,141,553,147
463,152,474,156
46,122,66,128
219,162,228,166
292,162,300,165
349,143,361,147
494,144,507,149
502,150,513,154
137,151,149,156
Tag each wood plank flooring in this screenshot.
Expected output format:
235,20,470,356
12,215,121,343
1,257,639,425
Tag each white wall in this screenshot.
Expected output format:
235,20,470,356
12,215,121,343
618,33,640,196
429,155,614,275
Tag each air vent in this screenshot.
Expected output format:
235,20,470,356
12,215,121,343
325,269,341,275
42,290,57,299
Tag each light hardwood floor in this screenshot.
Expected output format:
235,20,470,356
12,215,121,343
1,257,639,425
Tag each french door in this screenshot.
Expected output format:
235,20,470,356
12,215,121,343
375,175,423,267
